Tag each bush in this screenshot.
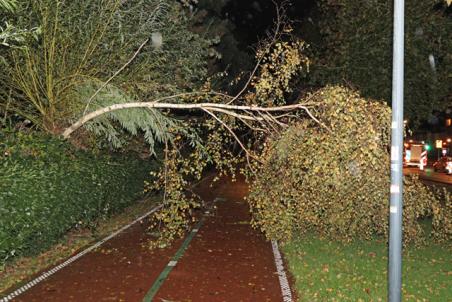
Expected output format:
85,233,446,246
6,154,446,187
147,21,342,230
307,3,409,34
248,86,445,244
0,131,153,265
432,188,452,242
1,0,212,132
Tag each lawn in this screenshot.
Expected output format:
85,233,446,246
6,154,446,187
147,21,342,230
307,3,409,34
283,235,451,301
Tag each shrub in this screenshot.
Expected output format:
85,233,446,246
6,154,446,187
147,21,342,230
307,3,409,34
248,86,444,244
432,188,452,242
1,0,212,132
0,131,153,265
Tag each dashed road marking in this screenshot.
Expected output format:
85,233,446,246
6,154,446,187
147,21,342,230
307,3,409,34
142,217,206,302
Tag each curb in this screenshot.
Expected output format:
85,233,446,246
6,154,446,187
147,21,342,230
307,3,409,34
271,240,293,302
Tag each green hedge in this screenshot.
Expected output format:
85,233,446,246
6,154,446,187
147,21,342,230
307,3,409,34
0,131,153,265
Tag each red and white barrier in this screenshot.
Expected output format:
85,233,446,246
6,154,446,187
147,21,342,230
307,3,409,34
419,151,427,170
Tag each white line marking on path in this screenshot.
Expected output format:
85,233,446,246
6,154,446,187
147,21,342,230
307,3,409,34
271,240,293,302
0,204,163,302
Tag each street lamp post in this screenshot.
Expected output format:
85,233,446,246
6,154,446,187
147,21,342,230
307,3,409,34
389,0,405,301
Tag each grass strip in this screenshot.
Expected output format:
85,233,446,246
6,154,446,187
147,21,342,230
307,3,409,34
283,234,451,301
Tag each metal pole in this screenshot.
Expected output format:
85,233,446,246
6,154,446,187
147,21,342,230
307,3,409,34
389,0,404,301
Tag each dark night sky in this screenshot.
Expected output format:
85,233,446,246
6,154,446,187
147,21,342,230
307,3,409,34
222,0,315,45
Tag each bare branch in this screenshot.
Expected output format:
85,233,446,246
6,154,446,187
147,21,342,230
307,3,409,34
226,0,286,105
264,111,288,128
274,112,297,119
236,117,267,133
83,38,150,115
62,100,321,138
202,108,261,163
204,107,264,122
255,110,278,134
303,107,333,134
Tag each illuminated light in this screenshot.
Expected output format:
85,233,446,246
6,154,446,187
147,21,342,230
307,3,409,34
446,119,451,127
447,138,451,143
409,139,413,143
424,144,431,151
404,143,409,148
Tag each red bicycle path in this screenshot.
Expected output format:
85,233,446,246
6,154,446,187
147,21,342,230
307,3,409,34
5,176,293,301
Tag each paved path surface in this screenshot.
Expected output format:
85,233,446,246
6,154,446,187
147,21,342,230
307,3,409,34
153,177,285,302
9,220,181,302
4,176,290,301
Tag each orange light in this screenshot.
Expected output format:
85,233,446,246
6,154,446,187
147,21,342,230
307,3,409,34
446,119,452,127
447,138,452,143
404,143,409,148
409,139,413,143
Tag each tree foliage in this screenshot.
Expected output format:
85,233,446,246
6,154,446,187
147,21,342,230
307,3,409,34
137,36,311,247
248,86,446,245
311,0,452,125
0,0,212,133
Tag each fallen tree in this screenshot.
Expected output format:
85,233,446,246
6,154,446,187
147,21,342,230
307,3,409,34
248,86,449,245
61,7,316,247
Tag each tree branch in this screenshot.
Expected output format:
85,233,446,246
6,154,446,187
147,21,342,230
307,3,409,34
82,38,150,115
201,108,259,163
62,100,321,139
226,0,286,105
